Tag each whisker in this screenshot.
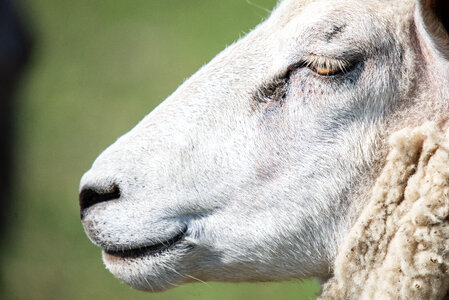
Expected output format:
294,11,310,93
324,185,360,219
246,0,271,14
144,276,155,293
185,274,211,287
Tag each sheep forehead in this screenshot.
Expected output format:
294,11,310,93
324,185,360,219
276,0,414,22
272,0,416,52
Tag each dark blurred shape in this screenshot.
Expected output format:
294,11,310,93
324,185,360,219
0,0,32,238
432,0,449,33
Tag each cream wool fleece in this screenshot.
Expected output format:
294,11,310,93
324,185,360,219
319,123,449,300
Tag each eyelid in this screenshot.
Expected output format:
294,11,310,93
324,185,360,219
296,55,352,76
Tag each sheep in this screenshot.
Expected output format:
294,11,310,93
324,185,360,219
79,0,449,297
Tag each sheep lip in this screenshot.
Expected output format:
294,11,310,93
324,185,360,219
104,228,187,259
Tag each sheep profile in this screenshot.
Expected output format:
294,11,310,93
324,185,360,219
79,0,449,298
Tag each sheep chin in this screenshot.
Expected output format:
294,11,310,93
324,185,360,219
101,245,192,292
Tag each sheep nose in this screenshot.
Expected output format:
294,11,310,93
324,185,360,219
79,184,121,219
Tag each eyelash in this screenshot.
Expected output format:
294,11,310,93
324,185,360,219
299,56,352,76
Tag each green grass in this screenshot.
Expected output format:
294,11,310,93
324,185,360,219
1,1,320,299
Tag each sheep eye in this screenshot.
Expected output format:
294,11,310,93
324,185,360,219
311,65,343,76
303,55,351,76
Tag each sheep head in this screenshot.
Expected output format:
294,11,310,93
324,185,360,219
79,0,449,292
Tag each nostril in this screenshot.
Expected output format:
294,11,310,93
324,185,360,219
79,184,121,218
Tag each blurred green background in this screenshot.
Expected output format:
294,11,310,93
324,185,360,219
1,0,320,299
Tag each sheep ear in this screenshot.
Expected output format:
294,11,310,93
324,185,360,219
417,0,449,37
415,0,449,59
421,0,449,34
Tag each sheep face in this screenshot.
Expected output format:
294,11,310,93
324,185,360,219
79,0,449,292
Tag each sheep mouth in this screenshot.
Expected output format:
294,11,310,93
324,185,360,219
104,228,187,259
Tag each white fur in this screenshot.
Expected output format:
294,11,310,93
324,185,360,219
80,0,449,292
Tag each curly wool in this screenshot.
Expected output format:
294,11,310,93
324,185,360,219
319,123,449,300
